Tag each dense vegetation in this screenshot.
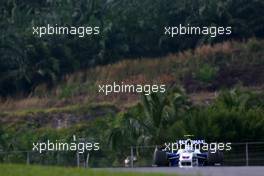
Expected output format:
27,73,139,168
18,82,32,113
0,37,263,167
0,88,263,166
1,0,264,96
1,39,263,112
53,39,264,99
0,0,264,168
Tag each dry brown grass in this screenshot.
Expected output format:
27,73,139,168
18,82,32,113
0,97,51,112
0,39,261,112
56,40,236,85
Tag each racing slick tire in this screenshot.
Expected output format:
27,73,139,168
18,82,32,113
207,150,224,166
153,148,169,166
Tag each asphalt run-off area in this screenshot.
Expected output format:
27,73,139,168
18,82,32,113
104,167,264,176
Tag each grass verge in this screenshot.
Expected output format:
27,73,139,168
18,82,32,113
0,164,177,176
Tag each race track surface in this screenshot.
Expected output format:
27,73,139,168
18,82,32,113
105,167,264,176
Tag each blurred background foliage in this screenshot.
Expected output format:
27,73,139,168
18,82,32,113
0,0,264,96
0,88,263,166
0,0,264,166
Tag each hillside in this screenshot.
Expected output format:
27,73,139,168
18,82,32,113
0,38,263,130
0,39,263,167
1,38,263,113
2,0,264,98
1,1,264,170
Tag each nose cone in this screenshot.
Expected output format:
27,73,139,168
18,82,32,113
180,152,192,160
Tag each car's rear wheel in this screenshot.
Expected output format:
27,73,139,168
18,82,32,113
207,151,224,166
153,148,169,166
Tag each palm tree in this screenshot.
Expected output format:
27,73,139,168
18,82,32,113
137,88,191,145
215,89,258,111
109,88,191,150
108,111,141,151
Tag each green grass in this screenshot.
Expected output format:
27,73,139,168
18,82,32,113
0,164,177,176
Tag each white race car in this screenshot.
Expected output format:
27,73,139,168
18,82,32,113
153,139,223,167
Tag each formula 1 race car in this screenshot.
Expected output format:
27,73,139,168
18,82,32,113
153,139,224,167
